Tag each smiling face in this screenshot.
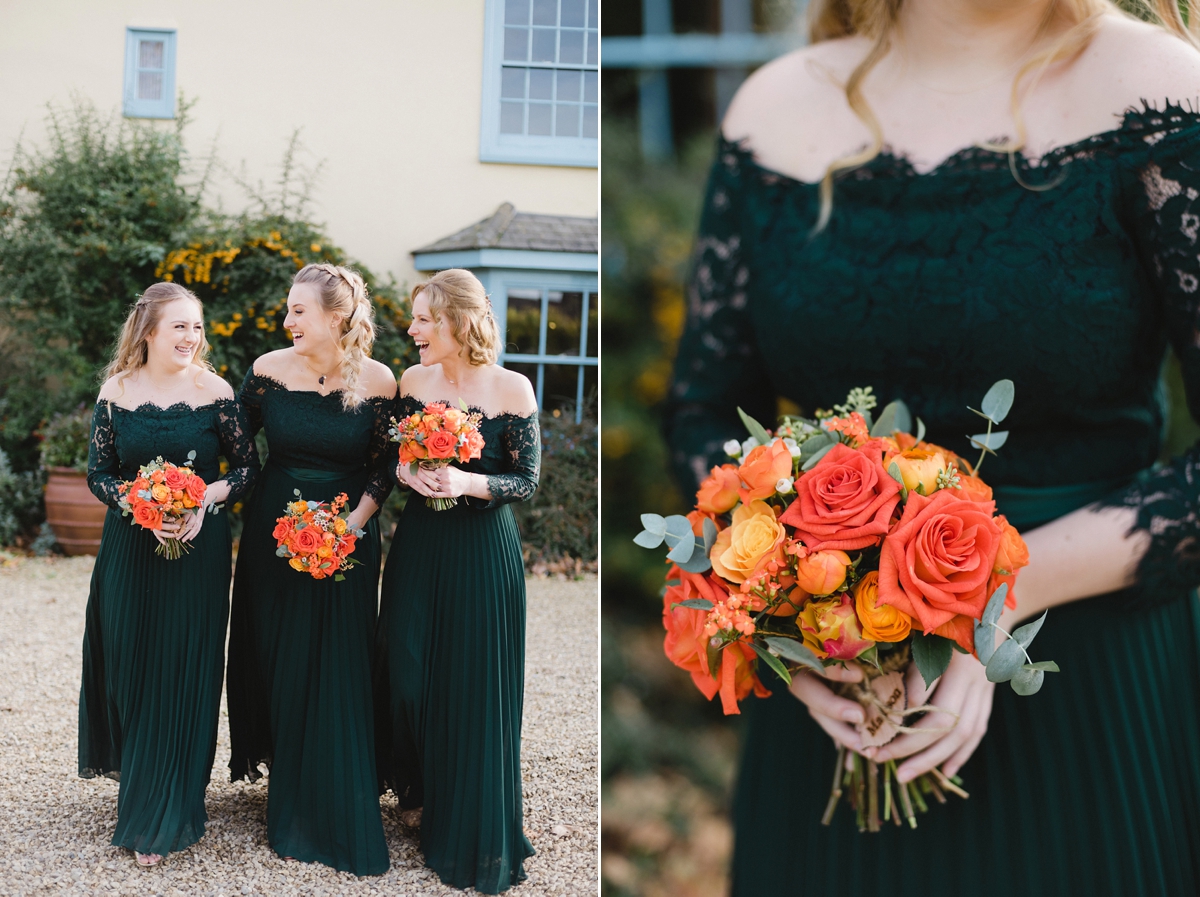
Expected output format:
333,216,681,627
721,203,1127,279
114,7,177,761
284,282,342,357
408,288,462,367
145,297,205,372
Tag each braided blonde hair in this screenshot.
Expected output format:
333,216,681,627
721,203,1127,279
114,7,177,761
293,263,376,409
806,0,1200,231
412,268,502,366
103,282,214,383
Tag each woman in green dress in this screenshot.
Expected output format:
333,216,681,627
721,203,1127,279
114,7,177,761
666,1,1200,894
226,263,397,876
80,282,258,867
374,268,540,894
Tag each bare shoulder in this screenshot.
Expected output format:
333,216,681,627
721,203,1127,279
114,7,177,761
1070,15,1200,116
96,375,127,402
251,348,292,378
722,36,873,177
194,368,235,402
359,358,398,399
490,366,537,415
397,364,432,396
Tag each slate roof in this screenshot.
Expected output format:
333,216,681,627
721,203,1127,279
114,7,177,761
412,202,597,256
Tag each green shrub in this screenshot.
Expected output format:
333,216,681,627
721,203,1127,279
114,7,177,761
37,404,92,471
0,448,45,546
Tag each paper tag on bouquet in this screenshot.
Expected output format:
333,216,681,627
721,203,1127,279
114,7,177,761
858,671,907,749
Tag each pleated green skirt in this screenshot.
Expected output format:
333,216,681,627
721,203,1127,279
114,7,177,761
226,459,388,876
731,587,1200,896
375,497,535,894
79,506,232,856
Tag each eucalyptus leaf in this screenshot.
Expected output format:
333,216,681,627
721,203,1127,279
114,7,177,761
763,637,825,674
911,632,953,689
870,402,896,437
801,441,835,471
887,461,905,486
1010,666,1044,696
737,407,773,448
985,639,1025,683
632,529,664,549
1023,660,1060,673
640,513,667,536
663,515,693,544
982,583,1008,628
915,417,926,443
702,517,719,554
676,539,713,573
974,619,998,665
799,432,833,460
980,379,1015,425
674,598,714,611
666,534,696,564
1012,610,1048,649
752,642,792,685
968,431,1009,452
458,397,470,412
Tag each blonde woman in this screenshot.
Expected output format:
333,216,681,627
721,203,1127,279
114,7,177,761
374,269,539,893
80,282,258,867
665,0,1200,892
226,263,397,875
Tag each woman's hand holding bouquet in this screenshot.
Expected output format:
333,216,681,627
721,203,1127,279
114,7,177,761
117,452,210,559
390,400,485,510
636,382,1056,831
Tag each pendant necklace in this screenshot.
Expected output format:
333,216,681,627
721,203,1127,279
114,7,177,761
305,361,339,394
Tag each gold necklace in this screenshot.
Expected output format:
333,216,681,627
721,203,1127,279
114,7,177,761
304,360,340,393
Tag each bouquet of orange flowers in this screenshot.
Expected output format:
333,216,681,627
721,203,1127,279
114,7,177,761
389,399,485,510
117,451,208,560
273,490,364,581
636,382,1058,831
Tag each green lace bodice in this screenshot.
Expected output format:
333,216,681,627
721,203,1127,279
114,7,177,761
395,394,541,508
667,102,1200,603
87,398,259,510
240,370,397,506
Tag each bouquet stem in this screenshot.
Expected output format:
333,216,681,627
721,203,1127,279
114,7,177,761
154,537,188,560
425,496,459,511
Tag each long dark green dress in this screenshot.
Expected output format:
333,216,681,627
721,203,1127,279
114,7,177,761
374,394,540,894
667,103,1200,895
80,397,258,856
226,370,395,876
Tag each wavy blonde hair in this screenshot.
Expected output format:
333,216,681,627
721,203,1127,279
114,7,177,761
807,0,1200,231
293,263,376,409
103,282,214,385
413,268,502,366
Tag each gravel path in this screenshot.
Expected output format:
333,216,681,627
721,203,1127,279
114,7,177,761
0,556,597,896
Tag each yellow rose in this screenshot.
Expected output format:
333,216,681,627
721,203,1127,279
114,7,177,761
288,557,306,571
709,500,786,584
333,518,348,535
854,571,912,643
291,500,308,514
150,483,170,502
182,494,196,509
887,449,947,495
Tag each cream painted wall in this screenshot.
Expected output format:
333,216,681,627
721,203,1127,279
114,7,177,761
0,0,597,286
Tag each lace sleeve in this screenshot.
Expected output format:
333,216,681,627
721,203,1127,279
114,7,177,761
363,395,397,507
665,139,776,494
238,368,266,437
86,403,123,511
468,414,541,509
215,399,260,503
1103,118,1200,602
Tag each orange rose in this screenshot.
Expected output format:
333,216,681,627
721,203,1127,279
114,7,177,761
854,571,911,642
150,483,170,503
423,402,448,416
709,500,787,584
737,439,793,503
425,429,458,460
780,442,903,551
185,474,206,505
293,526,323,555
993,515,1029,575
955,474,993,503
793,549,851,597
272,519,293,542
686,510,719,536
131,477,151,494
339,533,357,556
444,407,467,430
131,501,163,531
697,464,741,514
150,470,165,484
164,466,188,490
400,441,427,465
932,613,976,654
798,593,874,660
877,489,1002,633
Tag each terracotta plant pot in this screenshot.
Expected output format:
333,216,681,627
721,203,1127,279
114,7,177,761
44,467,108,556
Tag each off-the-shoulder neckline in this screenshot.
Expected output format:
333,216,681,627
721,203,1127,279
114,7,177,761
721,98,1200,187
101,397,237,413
398,393,538,421
246,370,396,403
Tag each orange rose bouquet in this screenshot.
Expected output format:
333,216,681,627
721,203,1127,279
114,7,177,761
389,399,485,510
636,382,1057,832
117,451,208,560
274,490,364,581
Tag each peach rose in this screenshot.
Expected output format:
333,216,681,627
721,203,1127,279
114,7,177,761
697,464,741,514
737,439,793,503
293,526,323,555
794,549,851,597
780,442,903,551
185,474,206,504
993,515,1030,575
955,474,993,503
854,571,911,643
877,489,1002,632
798,593,875,661
709,500,786,584
150,483,170,503
425,429,458,460
131,501,163,531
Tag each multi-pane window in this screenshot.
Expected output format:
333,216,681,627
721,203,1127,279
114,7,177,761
502,286,597,422
481,0,598,167
123,28,176,119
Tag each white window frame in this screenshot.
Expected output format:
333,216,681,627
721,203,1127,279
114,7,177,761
479,0,598,168
123,28,177,119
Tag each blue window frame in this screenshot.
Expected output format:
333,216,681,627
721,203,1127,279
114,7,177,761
480,0,598,168
123,28,176,119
